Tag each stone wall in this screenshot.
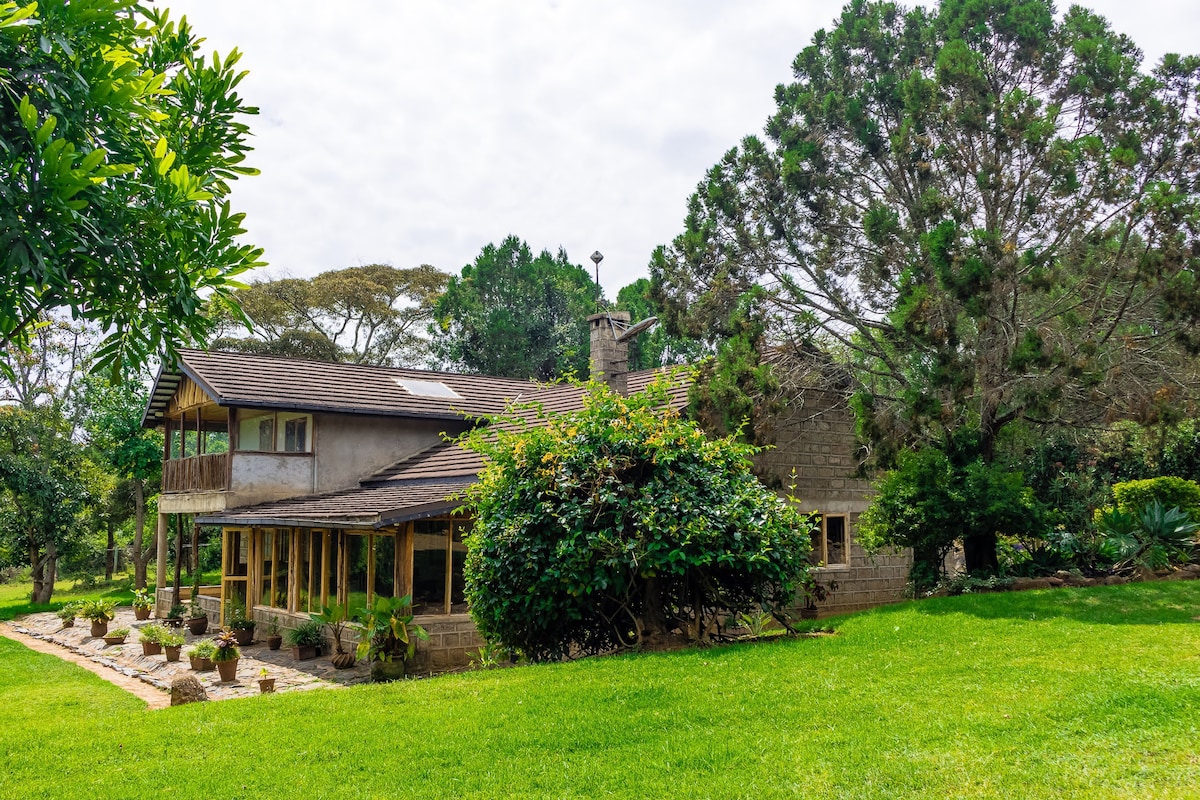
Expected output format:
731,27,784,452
754,385,912,615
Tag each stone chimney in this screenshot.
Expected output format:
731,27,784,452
588,311,630,395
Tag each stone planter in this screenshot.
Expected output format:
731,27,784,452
216,658,239,683
141,641,163,656
331,652,357,670
165,644,182,662
186,616,208,636
102,634,127,646
370,659,407,683
291,645,319,661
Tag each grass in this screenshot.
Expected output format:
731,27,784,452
0,578,135,622
2,581,1199,799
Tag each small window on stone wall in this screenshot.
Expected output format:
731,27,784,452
810,514,850,568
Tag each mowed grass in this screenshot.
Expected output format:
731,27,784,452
0,578,134,621
2,582,1199,799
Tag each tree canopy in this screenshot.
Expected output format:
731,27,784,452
652,0,1200,467
0,0,263,375
458,378,814,661
431,236,601,380
211,264,448,366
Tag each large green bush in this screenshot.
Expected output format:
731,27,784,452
458,377,814,662
1111,477,1200,522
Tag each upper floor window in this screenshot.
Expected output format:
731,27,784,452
237,410,312,453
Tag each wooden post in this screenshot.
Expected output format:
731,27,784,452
155,513,168,591
321,530,331,610
288,528,299,612
443,521,452,614
171,514,183,602
366,534,376,607
398,521,414,601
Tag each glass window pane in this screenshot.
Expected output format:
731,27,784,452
826,516,847,565
451,522,468,613
274,530,290,608
374,535,395,600
278,412,312,453
809,515,824,566
413,520,449,614
238,410,275,452
260,531,273,606
346,535,369,619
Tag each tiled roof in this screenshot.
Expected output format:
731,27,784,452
143,348,543,427
197,477,473,529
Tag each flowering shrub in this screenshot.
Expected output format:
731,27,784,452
458,376,814,662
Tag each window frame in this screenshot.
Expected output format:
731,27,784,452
810,513,851,569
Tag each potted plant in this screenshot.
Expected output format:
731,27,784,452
103,626,130,646
313,605,356,669
257,667,276,694
80,599,116,637
188,641,216,671
165,603,186,629
226,600,255,646
162,630,185,662
212,630,240,682
185,575,208,635
285,620,324,660
131,588,154,621
798,574,837,620
265,616,283,651
139,623,166,656
56,601,82,629
353,595,428,682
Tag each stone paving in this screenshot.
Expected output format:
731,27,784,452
9,607,373,702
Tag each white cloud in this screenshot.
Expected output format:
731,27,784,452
166,0,1200,295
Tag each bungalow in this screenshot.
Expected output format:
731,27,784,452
143,313,909,670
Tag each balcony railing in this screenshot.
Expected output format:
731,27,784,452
162,452,230,493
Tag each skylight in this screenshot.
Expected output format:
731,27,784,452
394,378,462,399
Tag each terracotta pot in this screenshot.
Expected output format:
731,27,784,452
61,618,75,629
799,606,819,620
258,678,276,694
291,645,318,661
134,607,151,621
331,652,357,670
103,635,126,646
233,626,254,646
141,641,163,656
89,620,109,638
186,616,208,636
216,658,239,682
266,634,283,651
189,656,214,672
165,645,182,662
165,617,184,629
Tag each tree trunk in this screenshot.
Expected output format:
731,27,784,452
105,518,115,582
636,576,677,647
131,480,149,589
32,541,57,604
29,540,44,603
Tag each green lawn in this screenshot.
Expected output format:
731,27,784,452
2,582,1198,799
0,578,135,621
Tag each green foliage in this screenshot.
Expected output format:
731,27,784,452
78,598,115,623
138,623,167,644
352,595,427,663
130,588,153,611
211,630,240,662
860,445,1043,591
284,620,324,649
1096,501,1198,572
431,236,601,380
211,264,449,366
311,604,352,654
614,278,705,371
1111,477,1200,522
652,0,1200,464
459,377,815,662
0,0,265,375
187,640,216,659
54,600,81,622
160,629,185,648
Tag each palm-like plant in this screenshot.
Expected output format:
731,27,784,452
353,595,428,663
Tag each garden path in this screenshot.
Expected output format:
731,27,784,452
3,608,373,707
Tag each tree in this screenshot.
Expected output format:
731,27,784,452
0,404,96,603
652,0,1200,569
432,236,601,380
459,378,814,661
0,0,264,376
211,264,448,366
614,278,707,372
81,371,162,590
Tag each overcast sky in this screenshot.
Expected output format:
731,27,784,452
165,1,1200,299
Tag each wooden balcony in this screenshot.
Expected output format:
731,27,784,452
162,453,230,493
